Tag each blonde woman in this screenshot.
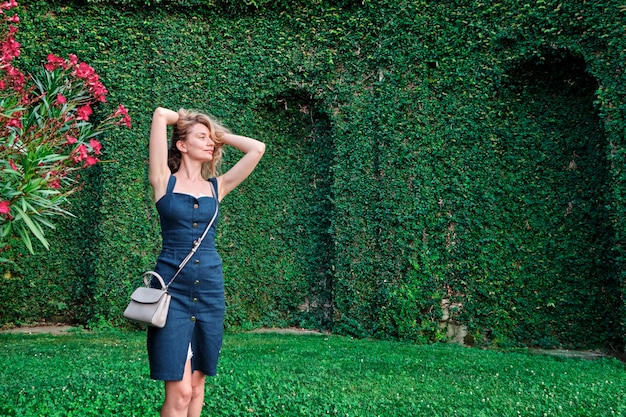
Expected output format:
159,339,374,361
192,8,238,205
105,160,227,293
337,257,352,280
147,107,265,417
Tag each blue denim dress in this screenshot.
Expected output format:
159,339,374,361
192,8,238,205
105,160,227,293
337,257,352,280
147,175,224,381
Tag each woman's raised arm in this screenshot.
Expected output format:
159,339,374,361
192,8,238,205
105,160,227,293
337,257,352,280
217,133,265,201
149,107,179,202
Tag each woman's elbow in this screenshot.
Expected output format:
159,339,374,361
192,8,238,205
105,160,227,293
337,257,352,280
153,107,168,119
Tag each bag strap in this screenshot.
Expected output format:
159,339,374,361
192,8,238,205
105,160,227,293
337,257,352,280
148,181,219,291
144,271,168,289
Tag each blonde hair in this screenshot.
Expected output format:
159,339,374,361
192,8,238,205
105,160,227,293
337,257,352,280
168,109,228,178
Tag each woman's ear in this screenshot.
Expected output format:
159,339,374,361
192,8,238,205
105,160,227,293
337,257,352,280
175,140,187,154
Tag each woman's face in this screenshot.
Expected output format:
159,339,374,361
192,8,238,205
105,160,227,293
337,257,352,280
179,123,214,161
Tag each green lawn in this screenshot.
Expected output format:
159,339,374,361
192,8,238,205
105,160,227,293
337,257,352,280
0,330,624,416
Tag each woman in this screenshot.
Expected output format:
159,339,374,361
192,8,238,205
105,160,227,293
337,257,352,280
147,107,265,417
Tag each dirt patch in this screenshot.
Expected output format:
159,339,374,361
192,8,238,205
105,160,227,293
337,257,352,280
1,325,324,336
0,324,77,334
249,327,328,336
528,348,618,361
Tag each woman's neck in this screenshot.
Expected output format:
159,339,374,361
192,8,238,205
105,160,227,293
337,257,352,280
175,162,204,181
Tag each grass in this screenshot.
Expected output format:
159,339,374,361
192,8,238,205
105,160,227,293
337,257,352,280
0,330,624,417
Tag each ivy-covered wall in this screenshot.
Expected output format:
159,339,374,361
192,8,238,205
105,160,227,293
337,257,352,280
1,0,624,351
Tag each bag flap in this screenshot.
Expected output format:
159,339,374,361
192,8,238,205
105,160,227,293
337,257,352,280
130,287,167,304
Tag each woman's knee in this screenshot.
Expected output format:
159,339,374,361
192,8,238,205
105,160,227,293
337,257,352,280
165,382,194,409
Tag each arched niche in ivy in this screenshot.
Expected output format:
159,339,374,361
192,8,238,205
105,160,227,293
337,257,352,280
495,50,621,348
236,90,335,329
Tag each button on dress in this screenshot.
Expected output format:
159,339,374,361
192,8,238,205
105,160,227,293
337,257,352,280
147,175,224,381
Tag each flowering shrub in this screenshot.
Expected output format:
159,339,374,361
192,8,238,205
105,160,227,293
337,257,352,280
0,0,131,259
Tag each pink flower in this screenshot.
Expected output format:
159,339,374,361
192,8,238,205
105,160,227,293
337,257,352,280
71,143,89,162
92,81,107,102
6,117,21,128
0,80,5,90
66,135,77,144
71,61,109,101
83,156,98,167
74,62,95,79
1,36,20,61
56,93,66,104
44,54,67,71
0,1,17,11
76,104,92,121
89,138,102,155
8,159,17,170
68,54,78,66
115,104,131,128
77,143,89,158
5,64,25,90
6,13,18,23
114,104,128,116
49,178,60,189
0,200,10,215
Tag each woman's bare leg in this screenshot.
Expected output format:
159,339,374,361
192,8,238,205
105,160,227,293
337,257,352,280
187,370,206,417
160,360,193,417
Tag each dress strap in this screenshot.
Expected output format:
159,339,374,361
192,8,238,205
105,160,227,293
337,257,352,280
166,175,176,194
208,177,218,197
